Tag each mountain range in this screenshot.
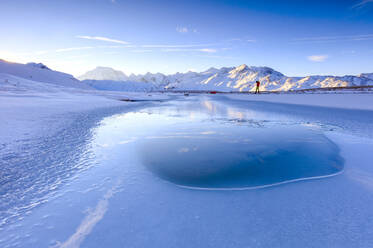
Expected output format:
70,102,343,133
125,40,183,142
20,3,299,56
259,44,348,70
1,59,372,92
79,65,373,92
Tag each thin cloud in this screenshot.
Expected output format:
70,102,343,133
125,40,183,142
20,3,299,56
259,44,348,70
104,51,119,55
67,54,92,60
225,38,242,42
24,51,50,56
162,48,217,53
97,45,122,48
141,43,215,48
198,48,217,53
307,55,329,62
161,48,190,52
77,35,129,44
341,50,356,54
196,54,238,59
56,47,94,52
131,49,153,53
352,0,373,8
225,38,256,43
176,26,198,34
293,34,373,43
176,26,189,33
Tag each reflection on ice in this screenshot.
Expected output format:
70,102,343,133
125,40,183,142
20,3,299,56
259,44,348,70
139,125,344,190
97,98,344,190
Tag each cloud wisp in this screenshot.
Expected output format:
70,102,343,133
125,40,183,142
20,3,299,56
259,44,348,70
141,43,216,48
176,26,198,34
198,48,217,53
352,0,373,8
8,35,236,62
131,49,153,53
76,35,129,44
307,55,329,62
176,27,189,33
293,34,373,43
161,48,217,53
56,47,95,52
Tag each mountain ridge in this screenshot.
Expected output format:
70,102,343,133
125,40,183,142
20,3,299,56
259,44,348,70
1,59,371,92
80,64,373,92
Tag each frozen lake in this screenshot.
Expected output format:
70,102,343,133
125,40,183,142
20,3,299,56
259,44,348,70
1,96,373,248
135,100,343,189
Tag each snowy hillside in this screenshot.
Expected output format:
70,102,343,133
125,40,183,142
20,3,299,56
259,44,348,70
0,59,90,89
79,64,373,92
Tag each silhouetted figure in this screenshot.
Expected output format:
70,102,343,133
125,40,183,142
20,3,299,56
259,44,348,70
255,81,260,94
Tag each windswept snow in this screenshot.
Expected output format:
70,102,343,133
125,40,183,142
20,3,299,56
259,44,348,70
0,72,170,234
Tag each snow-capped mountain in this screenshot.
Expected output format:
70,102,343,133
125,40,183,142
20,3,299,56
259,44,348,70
1,59,371,93
0,59,90,89
78,67,129,82
127,72,170,87
79,64,373,92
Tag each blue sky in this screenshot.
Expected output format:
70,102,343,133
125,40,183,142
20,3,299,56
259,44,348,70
0,0,372,76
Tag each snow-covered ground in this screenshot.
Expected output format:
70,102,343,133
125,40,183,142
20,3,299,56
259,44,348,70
1,69,373,247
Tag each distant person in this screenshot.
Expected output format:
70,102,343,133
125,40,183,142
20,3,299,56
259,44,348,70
255,81,260,94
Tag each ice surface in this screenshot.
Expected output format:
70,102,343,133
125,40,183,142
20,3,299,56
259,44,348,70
140,128,343,189
1,86,373,248
134,110,344,189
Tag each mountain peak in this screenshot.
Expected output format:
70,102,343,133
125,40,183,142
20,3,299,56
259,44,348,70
235,64,248,72
26,62,50,70
78,66,128,81
203,67,219,74
95,66,115,70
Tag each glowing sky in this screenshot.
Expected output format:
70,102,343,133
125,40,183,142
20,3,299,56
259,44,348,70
0,0,372,76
